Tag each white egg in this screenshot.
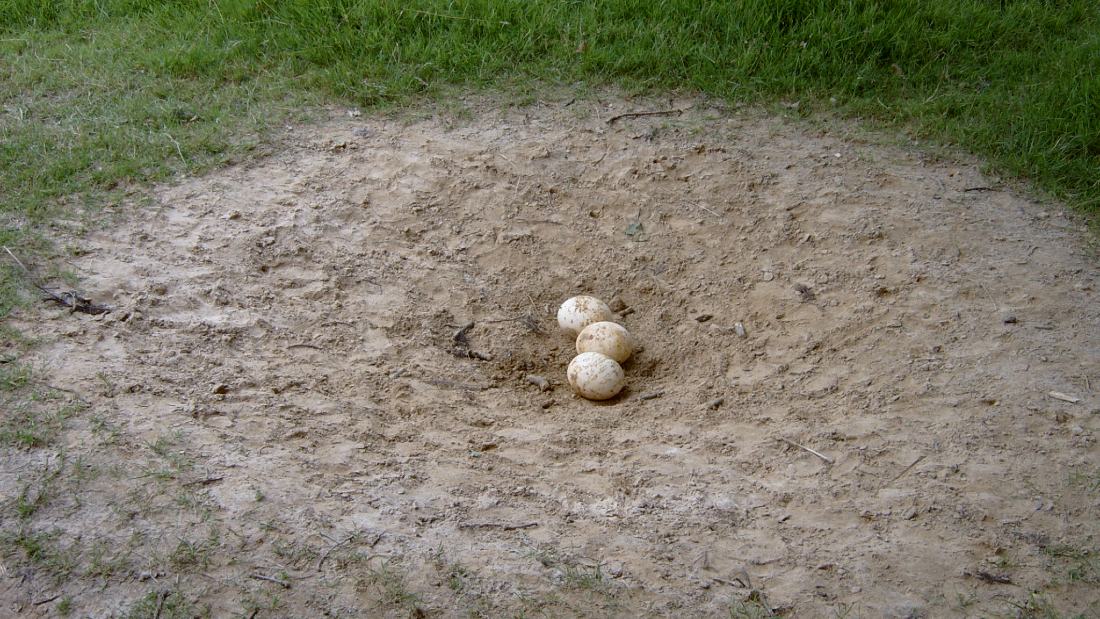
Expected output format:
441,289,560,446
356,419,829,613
557,295,613,336
567,352,625,400
576,321,633,363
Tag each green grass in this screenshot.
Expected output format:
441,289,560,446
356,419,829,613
1,1,1098,317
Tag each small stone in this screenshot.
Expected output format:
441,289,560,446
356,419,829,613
609,297,627,313
211,383,229,395
1001,313,1018,324
734,322,747,338
762,271,775,282
850,586,861,594
541,399,554,410
694,313,713,323
706,397,724,410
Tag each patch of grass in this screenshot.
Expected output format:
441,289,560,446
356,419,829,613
0,402,77,449
167,529,220,572
1067,468,1100,493
239,590,284,618
0,529,79,584
562,562,611,594
360,561,423,613
0,362,31,391
1044,543,1100,585
125,590,208,619
729,598,774,619
0,1,1098,324
85,539,133,582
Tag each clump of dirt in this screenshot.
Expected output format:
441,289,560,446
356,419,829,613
3,96,1098,617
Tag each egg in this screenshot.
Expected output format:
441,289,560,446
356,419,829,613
557,295,614,336
567,352,625,400
576,321,633,363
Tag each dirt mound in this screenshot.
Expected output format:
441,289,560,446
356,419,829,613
3,97,1098,617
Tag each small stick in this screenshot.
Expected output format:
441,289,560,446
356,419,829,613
971,570,1013,584
607,108,686,125
287,343,323,351
963,186,996,192
164,132,186,165
1049,391,1080,404
886,455,925,485
182,476,224,487
458,521,538,531
638,390,665,401
424,378,490,391
249,573,290,588
32,593,62,605
317,534,357,571
5,246,111,315
778,437,834,465
688,201,722,217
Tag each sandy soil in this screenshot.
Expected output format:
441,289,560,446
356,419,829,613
2,96,1098,618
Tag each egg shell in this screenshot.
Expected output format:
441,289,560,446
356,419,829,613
576,321,633,363
557,295,614,336
567,352,625,400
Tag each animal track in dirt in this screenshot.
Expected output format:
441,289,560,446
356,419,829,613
4,96,1099,618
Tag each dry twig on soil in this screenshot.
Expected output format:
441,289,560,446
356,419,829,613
607,108,687,125
778,437,834,465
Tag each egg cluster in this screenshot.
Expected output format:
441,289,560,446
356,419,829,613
556,296,635,400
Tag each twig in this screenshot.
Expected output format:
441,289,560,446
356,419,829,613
969,570,1013,584
637,390,665,401
317,534,357,571
249,573,290,588
778,437,834,465
3,246,31,274
316,532,380,571
32,593,62,605
1048,391,1080,404
458,521,538,531
424,378,491,391
164,132,186,165
607,108,686,125
963,186,996,192
885,455,925,485
181,476,224,487
5,246,111,315
688,201,722,217
590,146,611,165
287,343,323,351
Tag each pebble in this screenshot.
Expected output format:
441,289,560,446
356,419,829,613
762,271,775,282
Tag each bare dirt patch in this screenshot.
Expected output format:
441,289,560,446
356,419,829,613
3,97,1099,618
